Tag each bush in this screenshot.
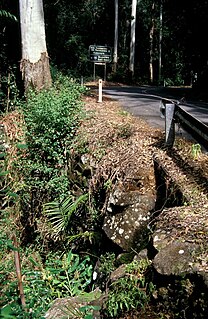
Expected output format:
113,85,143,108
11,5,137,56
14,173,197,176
104,259,155,318
17,76,87,203
0,243,93,319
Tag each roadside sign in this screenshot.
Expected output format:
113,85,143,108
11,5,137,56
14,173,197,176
89,45,112,63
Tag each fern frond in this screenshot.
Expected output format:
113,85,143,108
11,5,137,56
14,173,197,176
43,194,88,235
0,10,17,21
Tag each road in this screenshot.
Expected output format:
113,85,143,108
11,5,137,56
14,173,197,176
102,85,208,145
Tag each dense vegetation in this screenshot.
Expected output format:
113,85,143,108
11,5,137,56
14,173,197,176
1,1,208,318
1,0,208,101
0,74,93,317
0,71,157,319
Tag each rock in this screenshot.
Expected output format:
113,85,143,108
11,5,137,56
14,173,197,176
153,241,198,275
45,289,103,319
110,264,126,282
152,206,208,286
133,249,148,262
103,186,155,251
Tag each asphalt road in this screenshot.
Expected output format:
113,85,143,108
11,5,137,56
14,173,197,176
102,85,208,146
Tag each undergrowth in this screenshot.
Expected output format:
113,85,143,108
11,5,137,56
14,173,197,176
0,73,98,318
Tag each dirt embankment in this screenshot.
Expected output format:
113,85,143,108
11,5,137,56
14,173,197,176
81,89,208,200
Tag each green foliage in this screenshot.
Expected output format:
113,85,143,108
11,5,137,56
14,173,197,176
16,76,87,206
0,303,17,319
99,253,116,276
43,193,99,247
0,66,21,114
116,123,133,139
23,83,82,166
0,10,17,21
105,259,155,318
191,143,201,159
95,253,116,290
44,194,88,236
0,245,93,319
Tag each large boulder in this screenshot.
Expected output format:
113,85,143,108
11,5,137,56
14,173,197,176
152,206,208,286
103,186,156,251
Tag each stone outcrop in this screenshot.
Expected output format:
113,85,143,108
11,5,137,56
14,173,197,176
152,206,208,286
45,289,103,319
103,186,156,251
152,150,208,288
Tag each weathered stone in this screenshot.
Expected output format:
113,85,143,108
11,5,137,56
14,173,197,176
133,249,148,262
153,241,198,275
152,206,208,286
45,289,102,319
103,188,155,251
110,264,126,282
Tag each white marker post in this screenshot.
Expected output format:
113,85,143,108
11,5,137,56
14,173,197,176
98,79,102,103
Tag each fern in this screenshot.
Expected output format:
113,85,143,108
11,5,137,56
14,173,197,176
43,193,88,235
0,10,17,21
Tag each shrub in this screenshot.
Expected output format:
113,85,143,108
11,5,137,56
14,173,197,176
0,245,93,319
104,259,155,318
16,76,87,207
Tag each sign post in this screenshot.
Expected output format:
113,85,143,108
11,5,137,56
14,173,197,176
98,79,102,103
89,45,112,81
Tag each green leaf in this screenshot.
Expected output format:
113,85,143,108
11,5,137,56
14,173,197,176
0,152,6,158
16,143,28,149
7,192,18,198
28,257,40,267
0,170,9,176
7,242,18,251
0,10,17,22
0,303,15,318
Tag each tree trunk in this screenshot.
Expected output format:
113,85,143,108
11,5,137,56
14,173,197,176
129,0,137,77
149,2,155,84
113,0,118,72
19,0,52,91
158,0,163,84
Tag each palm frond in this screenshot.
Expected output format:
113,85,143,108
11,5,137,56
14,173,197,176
43,194,88,235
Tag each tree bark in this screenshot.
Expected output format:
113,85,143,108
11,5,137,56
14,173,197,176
19,0,52,91
129,0,137,77
113,0,119,73
158,0,163,84
149,2,155,83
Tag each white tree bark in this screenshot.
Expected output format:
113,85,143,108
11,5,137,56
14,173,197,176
129,0,137,76
113,0,118,72
158,0,163,84
19,0,51,91
149,2,155,83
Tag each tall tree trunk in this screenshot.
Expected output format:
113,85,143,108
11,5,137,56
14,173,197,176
19,0,52,91
158,0,163,84
113,0,118,72
129,0,137,77
149,2,155,84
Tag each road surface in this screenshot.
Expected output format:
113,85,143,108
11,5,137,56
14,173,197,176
102,85,208,146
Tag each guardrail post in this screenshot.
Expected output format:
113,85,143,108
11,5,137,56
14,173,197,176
165,103,175,147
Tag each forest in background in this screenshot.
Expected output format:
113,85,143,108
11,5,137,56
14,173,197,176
1,1,208,319
1,0,208,100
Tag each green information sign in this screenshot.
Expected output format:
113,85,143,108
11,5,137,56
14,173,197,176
89,45,112,63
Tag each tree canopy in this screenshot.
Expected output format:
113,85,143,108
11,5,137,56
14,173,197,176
1,0,208,90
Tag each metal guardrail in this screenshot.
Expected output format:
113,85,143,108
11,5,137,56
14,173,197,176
160,98,208,150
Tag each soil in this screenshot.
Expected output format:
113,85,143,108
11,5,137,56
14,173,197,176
1,82,208,319
81,84,208,200
80,85,208,318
